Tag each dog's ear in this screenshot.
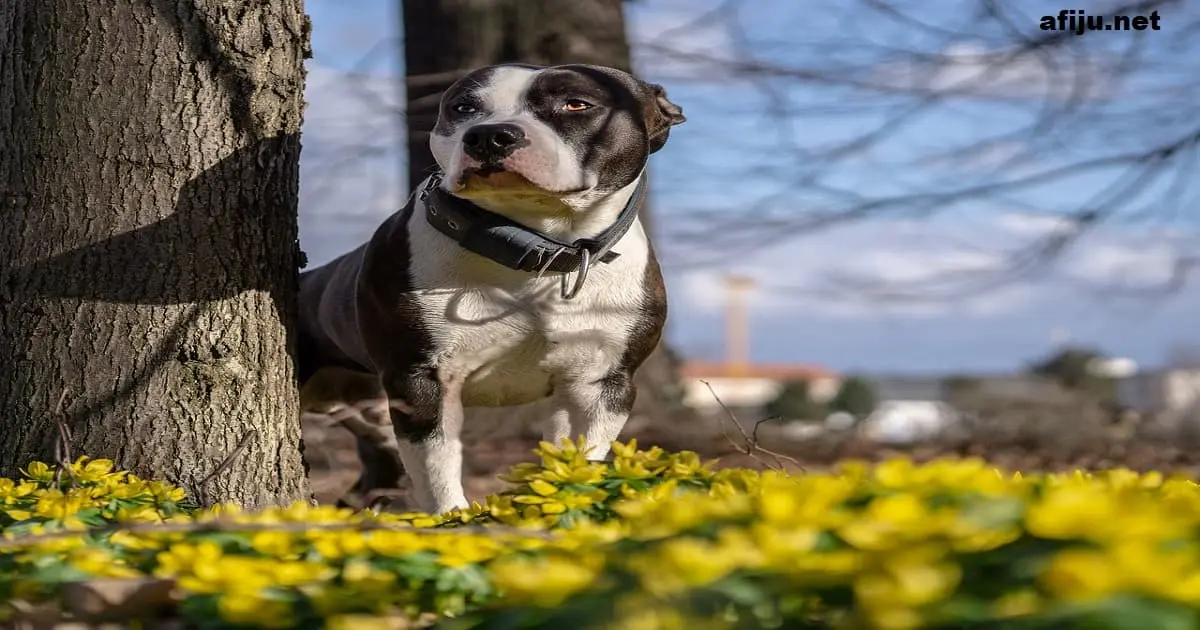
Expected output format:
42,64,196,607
643,82,686,154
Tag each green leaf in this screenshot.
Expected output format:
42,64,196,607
1044,596,1199,630
73,507,108,528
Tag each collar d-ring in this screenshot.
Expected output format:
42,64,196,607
560,247,591,300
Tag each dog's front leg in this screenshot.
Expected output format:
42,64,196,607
552,368,636,462
542,406,572,446
381,369,469,515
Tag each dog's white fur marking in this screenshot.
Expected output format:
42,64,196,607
401,174,649,514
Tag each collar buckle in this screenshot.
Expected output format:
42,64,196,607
560,248,591,300
421,171,647,300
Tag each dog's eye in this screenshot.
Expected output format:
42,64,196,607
563,99,592,112
452,103,477,115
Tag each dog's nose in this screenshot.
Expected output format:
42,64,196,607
462,123,526,161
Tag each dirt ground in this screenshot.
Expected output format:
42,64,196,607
300,402,1200,510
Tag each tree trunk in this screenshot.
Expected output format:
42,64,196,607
0,0,312,508
402,0,692,439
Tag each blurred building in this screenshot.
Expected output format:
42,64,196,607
679,361,840,417
857,400,960,445
681,274,842,418
1118,368,1200,417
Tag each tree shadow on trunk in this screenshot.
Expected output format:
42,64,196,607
3,134,302,451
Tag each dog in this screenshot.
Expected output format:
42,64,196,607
297,63,685,515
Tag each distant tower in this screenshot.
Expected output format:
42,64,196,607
724,275,756,376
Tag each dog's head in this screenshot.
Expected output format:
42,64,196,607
429,63,685,209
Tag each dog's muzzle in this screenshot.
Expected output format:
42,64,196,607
462,123,528,163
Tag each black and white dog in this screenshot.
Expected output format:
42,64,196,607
297,63,685,515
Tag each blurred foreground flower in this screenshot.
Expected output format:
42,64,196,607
2,443,1200,629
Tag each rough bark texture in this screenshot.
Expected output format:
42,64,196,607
0,0,312,508
401,0,692,437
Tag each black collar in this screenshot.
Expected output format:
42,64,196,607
420,174,647,285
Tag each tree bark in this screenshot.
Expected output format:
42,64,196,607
0,0,312,508
402,0,692,438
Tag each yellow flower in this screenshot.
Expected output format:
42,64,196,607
341,558,397,592
326,614,410,630
10,523,87,553
67,548,143,579
872,458,916,489
21,462,55,483
1038,547,1123,601
32,488,92,522
614,600,690,630
309,531,368,559
854,546,960,619
366,530,428,557
251,530,300,557
154,541,225,578
490,552,602,607
179,556,281,594
534,460,608,485
756,474,808,524
271,560,337,587
990,589,1042,618
2,507,33,521
527,479,559,497
101,477,146,500
0,478,38,503
69,457,117,483
1104,540,1200,605
627,536,743,594
195,503,242,522
862,606,924,630
837,493,934,551
497,462,544,483
433,534,503,568
610,439,640,460
749,521,819,561
218,591,294,629
1024,486,1118,540
145,480,187,503
665,451,712,478
109,530,165,551
611,458,656,480
115,504,165,523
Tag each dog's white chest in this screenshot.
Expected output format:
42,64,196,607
423,280,631,407
404,193,653,410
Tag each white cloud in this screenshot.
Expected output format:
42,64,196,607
990,211,1192,291
991,212,1080,239
1062,241,1185,287
669,216,1033,321
873,40,1111,101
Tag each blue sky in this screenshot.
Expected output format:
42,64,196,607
297,0,1199,375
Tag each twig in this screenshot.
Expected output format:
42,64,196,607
197,430,256,489
0,518,556,552
700,380,806,472
51,389,77,489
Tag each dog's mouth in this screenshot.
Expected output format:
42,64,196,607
449,164,592,197
454,166,534,191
